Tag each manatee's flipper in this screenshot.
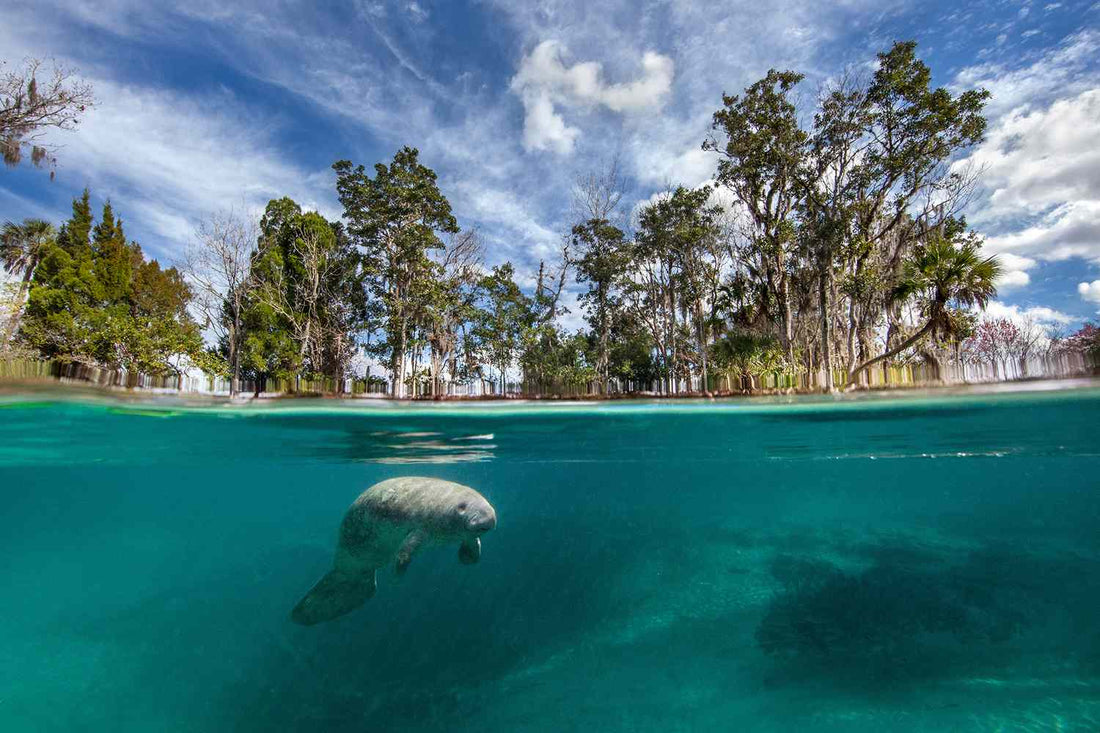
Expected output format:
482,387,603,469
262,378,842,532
395,529,427,576
290,569,376,626
458,537,481,565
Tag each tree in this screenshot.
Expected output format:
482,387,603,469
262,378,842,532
967,317,1020,379
712,330,787,392
628,192,679,393
424,229,483,396
967,315,1047,379
700,41,990,390
705,70,807,362
334,147,458,396
186,210,259,396
572,218,629,393
474,263,530,393
1,58,94,176
125,248,205,382
1,218,55,349
18,192,205,376
252,198,364,386
848,232,1000,382
19,190,102,360
607,312,658,389
800,75,866,390
842,42,989,371
1057,323,1100,363
631,186,725,392
519,232,575,393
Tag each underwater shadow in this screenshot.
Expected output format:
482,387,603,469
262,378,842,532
753,540,1100,693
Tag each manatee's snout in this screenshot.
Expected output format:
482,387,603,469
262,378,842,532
469,504,497,533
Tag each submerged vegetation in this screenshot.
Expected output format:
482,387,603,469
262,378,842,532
2,42,1098,397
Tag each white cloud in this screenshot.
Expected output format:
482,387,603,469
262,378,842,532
512,41,674,114
953,29,1099,119
0,10,339,263
981,300,1076,325
630,131,714,188
996,270,1031,290
962,89,1100,225
984,201,1100,263
1079,279,1100,305
953,36,1100,307
511,40,674,153
406,2,428,23
41,79,336,258
518,90,582,154
449,180,561,258
994,251,1035,290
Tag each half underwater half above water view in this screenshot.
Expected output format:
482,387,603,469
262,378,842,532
1,384,1099,732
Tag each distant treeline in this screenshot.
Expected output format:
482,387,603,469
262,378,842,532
3,41,1099,397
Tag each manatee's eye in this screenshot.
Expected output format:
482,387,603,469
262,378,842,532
457,502,468,513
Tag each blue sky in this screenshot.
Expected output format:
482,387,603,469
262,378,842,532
2,0,1099,330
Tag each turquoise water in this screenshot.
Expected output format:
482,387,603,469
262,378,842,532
1,385,1099,732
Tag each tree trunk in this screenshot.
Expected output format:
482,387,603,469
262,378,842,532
848,320,934,384
1,267,34,350
394,321,408,398
921,349,943,383
597,283,610,395
229,310,242,397
845,299,858,376
334,331,344,395
779,277,794,365
695,300,708,394
819,262,834,392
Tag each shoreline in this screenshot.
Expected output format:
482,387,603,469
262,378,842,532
3,374,1099,414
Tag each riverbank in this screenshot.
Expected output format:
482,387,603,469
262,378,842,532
3,372,1099,415
2,351,1096,407
3,350,1096,403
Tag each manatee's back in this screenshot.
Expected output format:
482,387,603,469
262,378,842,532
359,477,470,530
336,481,418,565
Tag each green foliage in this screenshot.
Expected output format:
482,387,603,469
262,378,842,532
711,330,788,385
894,231,1001,338
1,217,56,347
334,147,457,394
1,218,54,276
239,197,366,386
607,315,658,384
572,218,630,387
706,69,807,235
17,191,204,375
862,41,990,202
474,263,531,388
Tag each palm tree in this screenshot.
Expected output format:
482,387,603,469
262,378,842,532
1,218,55,349
848,234,1001,384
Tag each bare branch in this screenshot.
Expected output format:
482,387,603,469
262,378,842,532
1,57,94,173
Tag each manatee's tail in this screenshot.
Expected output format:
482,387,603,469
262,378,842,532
290,569,377,626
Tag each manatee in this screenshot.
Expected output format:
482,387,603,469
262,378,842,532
291,477,497,626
